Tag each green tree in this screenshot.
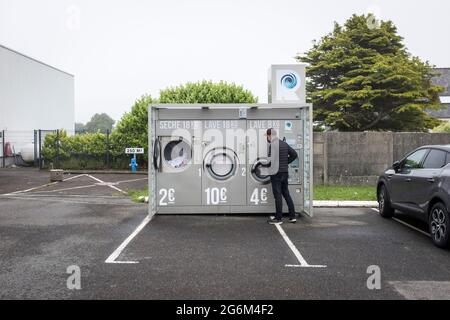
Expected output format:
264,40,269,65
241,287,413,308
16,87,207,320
297,14,443,132
84,113,115,133
111,95,153,159
159,80,258,104
75,122,86,134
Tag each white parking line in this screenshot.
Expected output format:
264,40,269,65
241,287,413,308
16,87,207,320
116,177,148,184
371,208,431,237
2,174,87,195
27,184,98,194
86,174,127,195
63,174,88,181
105,214,153,264
274,224,327,269
1,195,142,206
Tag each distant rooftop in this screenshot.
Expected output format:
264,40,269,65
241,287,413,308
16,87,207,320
432,68,450,96
427,68,450,119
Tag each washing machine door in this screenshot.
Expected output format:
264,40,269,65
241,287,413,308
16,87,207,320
251,158,271,184
203,147,238,181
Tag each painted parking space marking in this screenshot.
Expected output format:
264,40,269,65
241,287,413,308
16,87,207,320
274,224,327,269
1,174,145,197
388,281,450,300
27,183,98,194
1,195,142,206
105,214,153,264
1,174,87,196
115,177,148,184
86,174,127,195
371,208,431,237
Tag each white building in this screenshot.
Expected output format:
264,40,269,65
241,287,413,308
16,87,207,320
0,44,74,164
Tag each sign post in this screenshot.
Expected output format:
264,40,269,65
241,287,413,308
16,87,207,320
125,148,144,173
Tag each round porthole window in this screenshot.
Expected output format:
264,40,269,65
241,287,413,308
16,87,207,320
251,158,271,184
163,140,191,169
204,148,238,181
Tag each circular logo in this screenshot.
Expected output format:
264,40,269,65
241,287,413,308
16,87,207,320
280,73,298,89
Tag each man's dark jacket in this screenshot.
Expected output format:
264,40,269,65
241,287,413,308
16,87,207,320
268,139,298,173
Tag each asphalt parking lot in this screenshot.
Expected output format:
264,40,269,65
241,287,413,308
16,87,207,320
1,168,450,300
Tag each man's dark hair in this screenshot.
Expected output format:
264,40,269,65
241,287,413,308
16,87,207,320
266,128,277,136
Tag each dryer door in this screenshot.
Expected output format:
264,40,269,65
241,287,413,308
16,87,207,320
161,137,192,173
156,136,201,207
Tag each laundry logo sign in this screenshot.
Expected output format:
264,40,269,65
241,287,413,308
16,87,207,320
285,121,293,131
276,70,301,101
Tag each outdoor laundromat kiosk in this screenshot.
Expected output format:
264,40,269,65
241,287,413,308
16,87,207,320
149,104,313,217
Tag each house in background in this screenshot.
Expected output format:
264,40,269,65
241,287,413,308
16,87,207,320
429,68,450,122
0,44,74,166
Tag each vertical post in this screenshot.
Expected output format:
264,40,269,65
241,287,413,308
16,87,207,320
38,129,42,169
323,132,328,186
56,129,60,169
106,129,110,169
34,130,38,167
132,154,137,173
2,130,5,169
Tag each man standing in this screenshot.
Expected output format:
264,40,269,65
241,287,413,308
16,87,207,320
264,128,298,225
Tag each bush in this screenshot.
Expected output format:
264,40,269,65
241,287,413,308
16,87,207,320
41,130,131,169
112,81,258,163
42,130,108,157
432,122,450,133
111,95,153,163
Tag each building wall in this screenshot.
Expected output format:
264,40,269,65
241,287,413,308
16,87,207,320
0,45,74,132
313,132,450,186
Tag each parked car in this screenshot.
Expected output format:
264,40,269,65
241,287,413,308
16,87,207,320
377,145,450,249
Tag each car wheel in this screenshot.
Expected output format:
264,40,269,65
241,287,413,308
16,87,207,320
429,203,450,249
378,185,394,219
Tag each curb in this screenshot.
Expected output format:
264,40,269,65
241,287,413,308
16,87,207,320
136,198,379,208
313,201,378,208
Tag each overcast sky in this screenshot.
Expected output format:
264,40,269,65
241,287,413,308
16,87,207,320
1,0,449,123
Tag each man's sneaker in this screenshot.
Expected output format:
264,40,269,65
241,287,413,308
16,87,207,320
270,216,276,220
288,218,297,224
267,218,283,225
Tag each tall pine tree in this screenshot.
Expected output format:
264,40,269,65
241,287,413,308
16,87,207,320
297,14,443,132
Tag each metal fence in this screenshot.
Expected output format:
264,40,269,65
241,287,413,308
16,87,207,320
37,129,134,170
1,129,36,168
1,129,138,170
35,129,57,169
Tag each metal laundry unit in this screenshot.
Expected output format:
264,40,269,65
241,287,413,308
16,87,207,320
149,104,313,217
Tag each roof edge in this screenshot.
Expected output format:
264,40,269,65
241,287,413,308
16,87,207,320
0,44,74,77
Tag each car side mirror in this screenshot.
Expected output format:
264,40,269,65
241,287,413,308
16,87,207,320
392,161,401,172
